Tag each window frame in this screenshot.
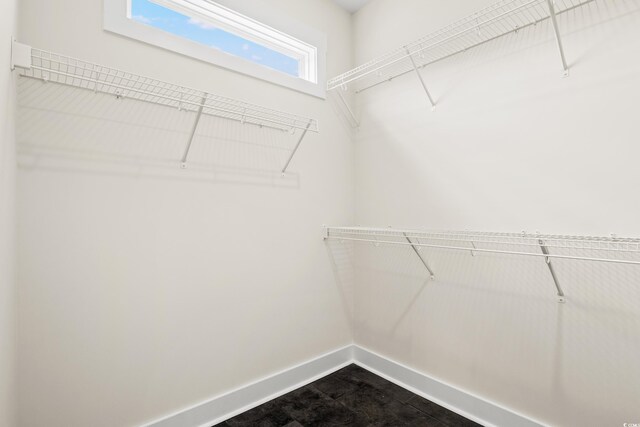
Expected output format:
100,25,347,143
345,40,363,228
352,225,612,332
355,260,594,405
104,0,327,98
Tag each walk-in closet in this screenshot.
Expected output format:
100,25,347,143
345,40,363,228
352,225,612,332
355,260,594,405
1,0,639,426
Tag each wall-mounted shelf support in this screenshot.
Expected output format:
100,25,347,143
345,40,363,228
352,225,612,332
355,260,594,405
10,38,31,71
406,48,436,110
322,226,330,240
180,94,208,169
337,89,360,128
546,0,570,77
403,232,435,279
539,239,566,303
281,121,312,175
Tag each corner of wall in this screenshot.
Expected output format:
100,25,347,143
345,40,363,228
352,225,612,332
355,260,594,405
0,0,19,426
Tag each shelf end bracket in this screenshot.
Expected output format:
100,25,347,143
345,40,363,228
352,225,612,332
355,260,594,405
11,38,32,71
322,225,329,240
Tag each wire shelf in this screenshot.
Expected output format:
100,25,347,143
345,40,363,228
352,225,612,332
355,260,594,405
325,226,640,266
327,0,594,93
19,48,320,133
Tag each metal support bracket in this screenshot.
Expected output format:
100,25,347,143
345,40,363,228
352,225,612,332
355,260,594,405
10,38,32,71
322,226,329,240
539,239,566,303
546,0,570,77
281,120,312,176
336,89,360,128
406,48,436,110
404,232,435,280
180,93,208,168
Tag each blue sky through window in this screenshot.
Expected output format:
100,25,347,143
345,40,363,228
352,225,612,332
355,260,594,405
130,0,300,77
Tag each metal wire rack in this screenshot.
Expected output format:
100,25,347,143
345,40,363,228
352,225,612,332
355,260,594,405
327,0,595,96
324,226,640,302
11,43,319,172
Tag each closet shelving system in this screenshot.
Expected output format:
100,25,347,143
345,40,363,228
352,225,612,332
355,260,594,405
322,0,631,302
324,226,640,303
328,0,594,120
10,40,320,173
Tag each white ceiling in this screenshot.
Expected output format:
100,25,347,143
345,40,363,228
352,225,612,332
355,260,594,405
332,0,371,13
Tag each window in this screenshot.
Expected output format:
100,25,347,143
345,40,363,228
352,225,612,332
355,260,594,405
130,0,302,79
104,0,326,97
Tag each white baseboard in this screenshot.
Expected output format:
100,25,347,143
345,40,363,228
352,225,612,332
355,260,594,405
353,346,544,427
142,345,354,427
143,344,544,427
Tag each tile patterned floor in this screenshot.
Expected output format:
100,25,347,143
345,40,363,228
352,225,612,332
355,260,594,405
217,364,483,426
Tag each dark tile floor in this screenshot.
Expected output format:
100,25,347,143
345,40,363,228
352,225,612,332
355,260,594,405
217,364,483,427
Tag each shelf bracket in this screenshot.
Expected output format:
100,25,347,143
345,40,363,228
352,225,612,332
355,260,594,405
322,226,329,240
403,233,435,280
539,239,566,303
281,120,312,176
546,0,570,77
10,38,32,71
406,48,436,110
336,89,360,128
180,93,208,169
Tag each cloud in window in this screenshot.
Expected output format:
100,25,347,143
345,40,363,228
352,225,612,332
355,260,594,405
132,15,152,24
187,17,217,30
242,43,250,51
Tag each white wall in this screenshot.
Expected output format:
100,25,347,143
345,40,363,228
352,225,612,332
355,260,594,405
16,0,355,426
351,0,640,426
17,0,640,425
0,0,18,425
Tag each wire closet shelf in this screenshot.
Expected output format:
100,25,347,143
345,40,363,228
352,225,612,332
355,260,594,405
327,0,594,94
324,226,640,266
324,226,640,303
20,48,319,132
12,44,319,171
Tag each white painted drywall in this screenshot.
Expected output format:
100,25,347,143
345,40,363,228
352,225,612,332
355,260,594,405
0,0,18,425
16,0,355,426
350,0,640,426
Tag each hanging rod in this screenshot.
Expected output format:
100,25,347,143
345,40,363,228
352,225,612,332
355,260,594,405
327,0,595,94
323,226,640,303
10,41,319,171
